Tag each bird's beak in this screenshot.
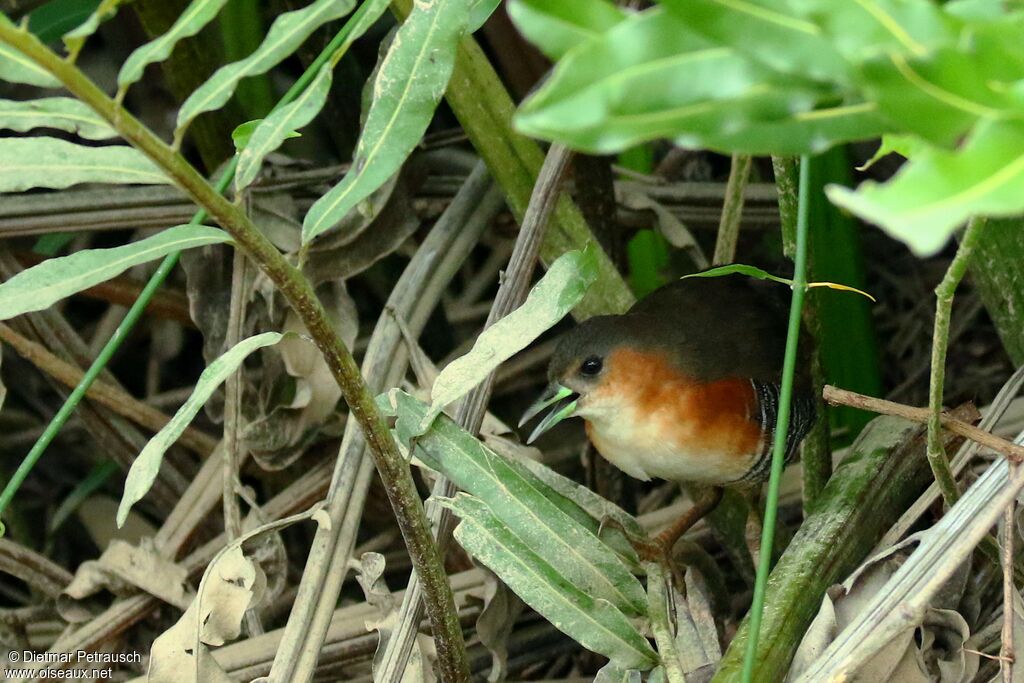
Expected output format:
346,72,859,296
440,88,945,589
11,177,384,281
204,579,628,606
519,382,579,444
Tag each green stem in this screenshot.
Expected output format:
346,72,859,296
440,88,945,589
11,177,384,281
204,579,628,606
741,154,811,682
927,216,987,508
0,18,469,681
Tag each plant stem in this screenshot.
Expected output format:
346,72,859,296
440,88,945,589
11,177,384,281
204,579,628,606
823,385,1024,463
0,19,469,681
1003,466,1017,683
713,153,751,265
740,154,811,683
927,217,988,507
647,562,687,683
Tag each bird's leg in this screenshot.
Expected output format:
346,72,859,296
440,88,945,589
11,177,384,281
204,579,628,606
637,486,725,562
744,490,765,566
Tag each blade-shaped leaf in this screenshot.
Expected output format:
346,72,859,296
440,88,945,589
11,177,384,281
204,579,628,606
235,63,332,192
0,97,117,139
386,390,646,615
117,0,232,92
63,0,129,59
176,0,358,137
0,137,170,191
118,332,286,526
515,7,819,154
0,225,231,321
301,0,474,243
655,0,850,85
507,0,626,60
827,119,1024,256
0,41,60,88
443,493,658,670
234,0,390,193
421,246,598,432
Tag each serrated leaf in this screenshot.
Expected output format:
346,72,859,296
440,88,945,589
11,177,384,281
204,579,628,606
388,390,646,615
176,0,358,137
421,246,598,432
117,0,232,92
656,0,850,85
63,0,128,59
0,41,60,88
0,225,232,321
443,493,657,670
0,97,116,139
302,0,474,243
234,0,390,193
507,0,626,60
0,137,169,191
118,332,286,526
827,119,1024,256
515,7,819,154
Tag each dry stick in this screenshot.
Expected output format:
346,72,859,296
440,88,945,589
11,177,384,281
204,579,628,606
376,144,575,683
927,217,989,504
0,23,469,682
1003,465,1017,683
822,385,1024,463
712,153,751,265
0,323,218,456
222,247,248,541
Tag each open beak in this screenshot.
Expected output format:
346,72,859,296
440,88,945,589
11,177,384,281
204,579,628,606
519,383,579,444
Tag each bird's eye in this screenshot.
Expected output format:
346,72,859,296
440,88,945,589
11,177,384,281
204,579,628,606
580,356,603,376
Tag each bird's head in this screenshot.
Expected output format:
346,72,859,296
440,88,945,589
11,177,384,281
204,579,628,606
520,315,639,443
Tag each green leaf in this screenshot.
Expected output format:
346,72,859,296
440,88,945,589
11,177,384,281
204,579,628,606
859,45,1024,146
655,0,850,85
515,7,819,154
235,64,331,190
827,120,1024,256
234,0,390,193
0,225,231,321
117,0,232,93
0,138,170,191
468,0,503,33
683,264,794,287
791,0,957,63
507,0,626,60
386,390,646,615
117,332,285,526
302,0,474,243
0,97,117,139
0,41,60,88
421,246,598,432
855,133,924,171
175,0,358,137
443,493,658,670
699,100,889,155
62,0,127,58
231,118,300,152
